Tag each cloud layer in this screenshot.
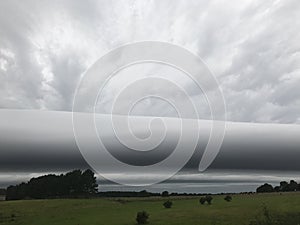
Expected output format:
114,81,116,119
0,0,299,123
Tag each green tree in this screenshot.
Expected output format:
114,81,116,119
6,169,98,200
256,183,274,193
161,191,169,197
280,181,288,191
81,169,98,194
288,180,298,191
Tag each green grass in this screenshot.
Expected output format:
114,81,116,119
0,193,300,225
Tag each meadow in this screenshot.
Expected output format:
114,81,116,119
0,192,300,225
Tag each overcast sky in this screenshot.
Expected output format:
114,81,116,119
0,0,300,124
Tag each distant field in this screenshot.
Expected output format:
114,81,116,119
0,192,300,225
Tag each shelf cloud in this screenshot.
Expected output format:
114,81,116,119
0,110,299,172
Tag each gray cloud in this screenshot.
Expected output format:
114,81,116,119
0,0,299,123
1,109,300,172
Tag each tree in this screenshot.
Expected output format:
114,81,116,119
5,169,98,200
65,170,83,195
288,180,298,192
161,191,169,197
280,181,288,191
6,182,28,200
276,180,299,192
224,195,232,202
274,186,280,192
163,200,173,208
81,169,98,194
0,189,6,195
138,190,150,197
256,183,274,193
136,211,149,224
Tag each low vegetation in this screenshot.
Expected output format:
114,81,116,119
249,205,300,225
0,193,300,224
163,200,173,208
136,211,149,224
199,195,213,205
224,195,232,202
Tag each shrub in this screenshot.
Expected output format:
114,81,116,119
224,195,232,202
136,211,149,224
199,197,206,205
206,195,213,205
163,200,173,208
199,195,213,205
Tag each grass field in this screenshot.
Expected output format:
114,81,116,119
0,192,300,225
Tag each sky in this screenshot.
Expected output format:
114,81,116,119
0,0,300,123
0,0,300,191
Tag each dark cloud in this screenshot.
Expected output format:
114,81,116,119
1,110,300,172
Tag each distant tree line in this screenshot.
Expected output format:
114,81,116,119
97,190,160,197
256,180,300,193
97,190,216,198
6,169,98,200
0,188,6,195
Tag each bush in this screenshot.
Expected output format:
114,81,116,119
206,195,213,205
224,195,232,202
136,211,149,224
199,195,213,205
163,200,173,208
199,197,206,205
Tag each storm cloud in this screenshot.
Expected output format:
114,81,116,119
0,110,300,173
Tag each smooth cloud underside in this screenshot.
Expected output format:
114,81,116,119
0,0,299,123
0,109,300,187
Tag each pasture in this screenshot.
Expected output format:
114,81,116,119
0,192,300,225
